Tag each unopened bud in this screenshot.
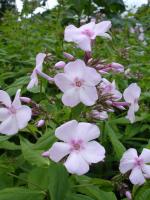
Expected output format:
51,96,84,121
125,191,132,200
37,119,45,127
55,61,66,68
42,150,49,157
20,97,31,103
91,110,108,120
63,52,74,61
110,62,124,73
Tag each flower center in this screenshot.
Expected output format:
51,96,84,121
9,106,16,114
81,29,94,38
70,139,84,151
134,157,144,167
74,78,84,88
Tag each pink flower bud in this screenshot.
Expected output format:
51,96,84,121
37,119,45,127
20,97,31,103
125,191,132,200
91,110,108,120
55,61,66,68
99,70,109,74
63,52,74,61
110,62,124,73
42,150,50,157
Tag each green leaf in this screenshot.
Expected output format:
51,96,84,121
48,163,69,200
66,193,94,200
20,136,50,167
28,167,49,190
0,187,45,200
0,140,20,150
76,185,117,200
105,122,126,159
134,186,150,200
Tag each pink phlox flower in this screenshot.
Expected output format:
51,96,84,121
42,120,105,175
54,59,101,107
0,90,32,135
27,53,46,89
123,83,141,123
119,148,150,185
64,21,111,51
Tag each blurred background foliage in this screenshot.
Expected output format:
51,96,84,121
0,0,150,199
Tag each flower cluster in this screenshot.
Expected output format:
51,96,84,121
0,20,147,188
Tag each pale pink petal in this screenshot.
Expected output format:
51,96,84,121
76,122,100,142
64,59,85,79
97,33,112,39
79,22,95,32
54,73,73,92
15,105,32,129
62,88,80,107
0,115,18,135
77,36,91,51
0,90,11,107
119,160,135,174
129,167,145,185
12,89,22,109
81,141,105,163
126,105,136,123
142,164,150,178
123,83,141,104
64,25,79,42
49,142,71,162
0,108,10,121
94,21,111,36
55,61,66,68
64,152,89,175
35,53,46,71
55,120,78,142
79,86,98,106
119,148,138,173
27,70,38,90
84,67,101,86
139,148,150,163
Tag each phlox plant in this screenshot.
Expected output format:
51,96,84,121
0,19,149,200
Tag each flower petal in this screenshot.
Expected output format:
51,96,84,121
123,83,141,104
27,70,38,90
0,90,11,107
64,25,79,42
77,36,91,51
62,88,80,107
142,164,150,178
94,21,112,36
84,67,101,86
15,105,32,129
12,89,22,109
76,122,100,142
79,86,98,106
126,105,136,123
0,108,10,121
81,141,105,163
64,59,86,80
129,167,145,185
64,152,89,175
0,115,18,135
139,148,150,163
119,148,138,174
55,120,78,142
35,53,46,71
54,73,73,92
49,142,71,162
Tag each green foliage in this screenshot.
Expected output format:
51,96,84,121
0,1,150,200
